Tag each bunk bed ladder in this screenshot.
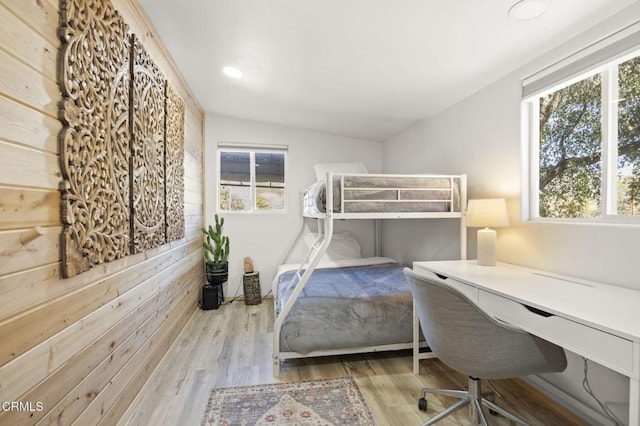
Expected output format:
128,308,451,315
274,216,334,376
274,175,337,376
276,212,329,298
282,226,321,294
277,217,305,266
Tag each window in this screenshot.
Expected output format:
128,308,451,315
218,143,287,212
524,31,640,222
536,73,602,218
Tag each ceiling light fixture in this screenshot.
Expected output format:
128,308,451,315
508,0,549,20
222,66,244,79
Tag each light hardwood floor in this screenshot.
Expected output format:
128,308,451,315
120,300,587,426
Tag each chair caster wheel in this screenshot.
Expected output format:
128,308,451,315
418,397,428,412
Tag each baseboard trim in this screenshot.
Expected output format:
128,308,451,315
524,376,617,426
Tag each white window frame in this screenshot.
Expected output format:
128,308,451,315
522,25,640,225
217,142,288,214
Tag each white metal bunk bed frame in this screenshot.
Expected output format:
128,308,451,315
273,172,467,377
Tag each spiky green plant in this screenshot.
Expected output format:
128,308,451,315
201,214,230,270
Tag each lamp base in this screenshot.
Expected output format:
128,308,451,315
477,228,496,266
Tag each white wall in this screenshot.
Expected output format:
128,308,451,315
205,114,382,299
382,5,640,424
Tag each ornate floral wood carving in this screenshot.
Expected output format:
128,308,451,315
59,1,186,277
165,83,185,242
130,36,166,253
59,0,131,278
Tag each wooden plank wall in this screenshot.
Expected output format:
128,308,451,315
0,0,205,424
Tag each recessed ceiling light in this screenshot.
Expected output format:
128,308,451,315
222,66,244,79
508,0,549,20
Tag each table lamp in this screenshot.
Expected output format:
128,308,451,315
465,199,509,266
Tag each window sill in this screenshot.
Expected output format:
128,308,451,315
524,216,640,228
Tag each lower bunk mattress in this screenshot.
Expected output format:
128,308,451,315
276,259,413,354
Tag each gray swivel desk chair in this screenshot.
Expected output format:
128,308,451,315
403,268,567,426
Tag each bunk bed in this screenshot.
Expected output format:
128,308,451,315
273,171,467,376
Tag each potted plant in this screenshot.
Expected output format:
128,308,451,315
201,215,230,309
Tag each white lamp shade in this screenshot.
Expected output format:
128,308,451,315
465,199,509,228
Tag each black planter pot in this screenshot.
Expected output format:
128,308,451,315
206,262,228,296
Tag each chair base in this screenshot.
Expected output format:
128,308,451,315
420,377,530,426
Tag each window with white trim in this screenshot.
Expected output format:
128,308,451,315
524,28,640,222
217,143,287,213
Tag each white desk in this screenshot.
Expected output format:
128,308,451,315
412,260,640,425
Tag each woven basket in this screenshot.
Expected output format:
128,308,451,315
243,272,262,305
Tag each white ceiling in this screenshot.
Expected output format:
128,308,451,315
139,0,637,142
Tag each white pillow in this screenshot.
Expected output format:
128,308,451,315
313,162,368,182
303,232,362,261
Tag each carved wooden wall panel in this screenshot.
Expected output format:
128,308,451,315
165,83,185,242
58,1,186,277
130,36,166,253
59,0,131,278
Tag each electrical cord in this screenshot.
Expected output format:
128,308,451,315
222,275,243,306
582,357,624,426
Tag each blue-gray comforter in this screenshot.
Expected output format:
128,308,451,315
277,263,413,354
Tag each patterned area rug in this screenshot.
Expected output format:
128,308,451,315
201,377,376,425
